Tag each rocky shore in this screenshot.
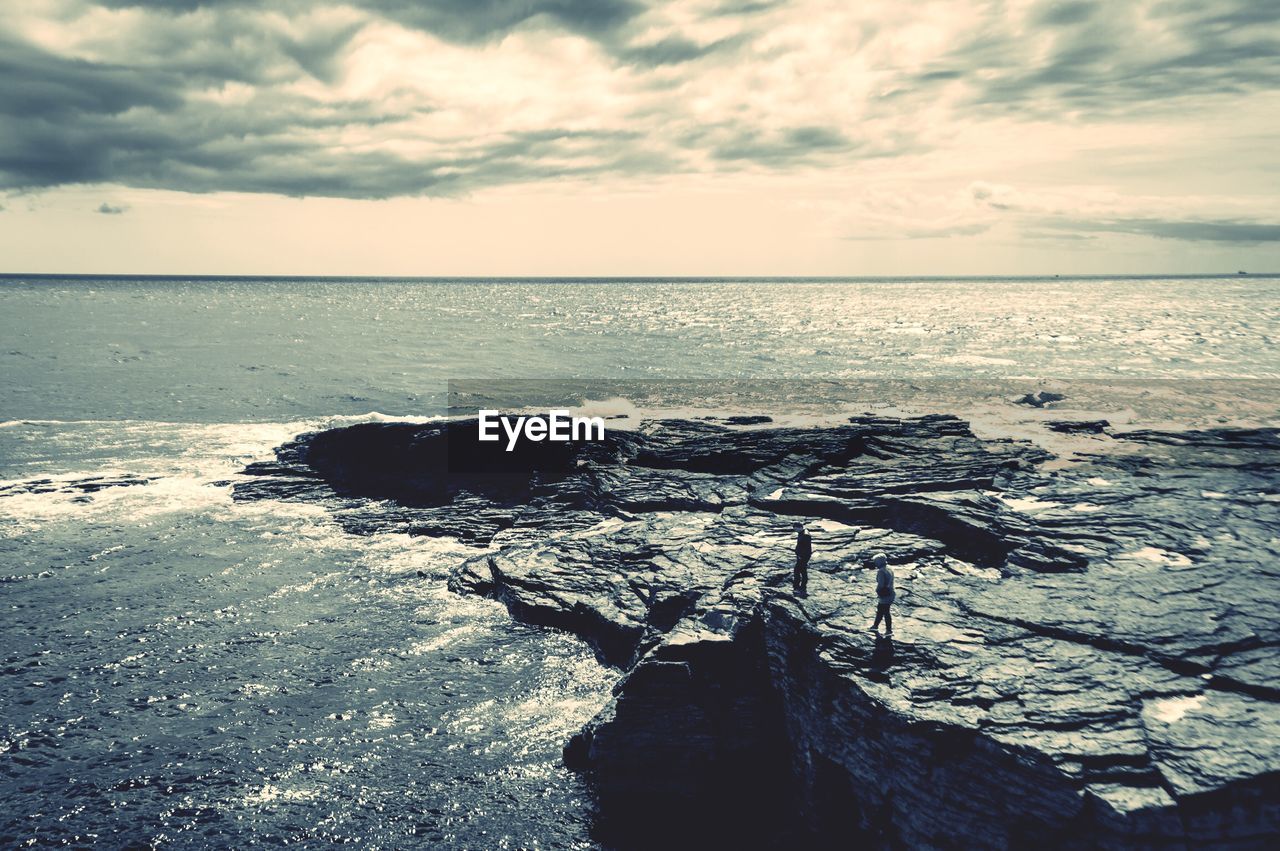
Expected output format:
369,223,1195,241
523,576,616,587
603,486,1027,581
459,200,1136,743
235,414,1280,849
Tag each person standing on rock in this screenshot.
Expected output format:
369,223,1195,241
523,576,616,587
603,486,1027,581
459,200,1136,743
870,552,895,635
793,522,812,592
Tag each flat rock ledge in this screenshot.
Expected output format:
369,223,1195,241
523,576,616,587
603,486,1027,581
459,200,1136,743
235,416,1280,849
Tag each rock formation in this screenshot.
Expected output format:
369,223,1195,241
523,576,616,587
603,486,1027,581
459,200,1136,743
235,415,1280,849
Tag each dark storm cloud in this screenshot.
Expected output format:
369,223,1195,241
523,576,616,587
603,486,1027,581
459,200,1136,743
917,0,1280,116
87,0,732,81
71,7,364,86
0,33,437,193
3,0,1275,211
0,0,743,197
97,0,645,44
0,118,637,202
1049,218,1280,243
0,36,182,186
0,32,648,198
361,0,645,42
87,1,732,74
93,0,237,8
0,36,181,119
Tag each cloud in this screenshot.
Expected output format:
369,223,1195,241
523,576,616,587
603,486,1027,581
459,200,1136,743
360,0,646,44
615,34,743,68
916,1,1280,116
832,180,1280,244
0,1,903,197
844,219,993,240
833,184,1001,241
1046,218,1280,243
703,125,862,164
0,32,426,195
0,0,1275,214
94,0,646,47
707,1,782,17
96,201,128,214
968,182,1280,244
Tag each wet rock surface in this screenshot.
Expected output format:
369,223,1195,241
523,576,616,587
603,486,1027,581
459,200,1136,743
0,473,156,497
236,415,1280,849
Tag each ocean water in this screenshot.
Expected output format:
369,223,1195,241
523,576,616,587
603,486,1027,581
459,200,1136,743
0,418,614,848
3,275,1278,422
2,276,1279,848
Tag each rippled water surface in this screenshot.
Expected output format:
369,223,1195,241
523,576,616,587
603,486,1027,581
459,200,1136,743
2,276,1278,847
0,421,613,848
3,276,1278,421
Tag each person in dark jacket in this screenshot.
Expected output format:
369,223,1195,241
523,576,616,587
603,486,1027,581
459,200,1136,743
793,522,812,592
870,551,895,635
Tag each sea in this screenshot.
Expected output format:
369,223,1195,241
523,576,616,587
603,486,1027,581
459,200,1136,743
2,275,1278,848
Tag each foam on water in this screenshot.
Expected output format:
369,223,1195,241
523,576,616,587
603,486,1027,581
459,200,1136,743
0,416,616,849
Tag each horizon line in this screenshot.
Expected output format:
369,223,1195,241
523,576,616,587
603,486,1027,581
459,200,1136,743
1,272,1277,282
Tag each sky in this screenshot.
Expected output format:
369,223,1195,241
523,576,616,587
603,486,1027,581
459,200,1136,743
0,0,1278,276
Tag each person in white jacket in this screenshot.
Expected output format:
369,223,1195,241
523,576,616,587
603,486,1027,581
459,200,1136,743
870,552,895,636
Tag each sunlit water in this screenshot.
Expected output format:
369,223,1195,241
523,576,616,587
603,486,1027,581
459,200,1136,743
0,420,614,848
3,276,1278,421
2,276,1278,847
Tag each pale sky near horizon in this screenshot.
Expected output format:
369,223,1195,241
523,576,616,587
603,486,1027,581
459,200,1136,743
1,0,1278,276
